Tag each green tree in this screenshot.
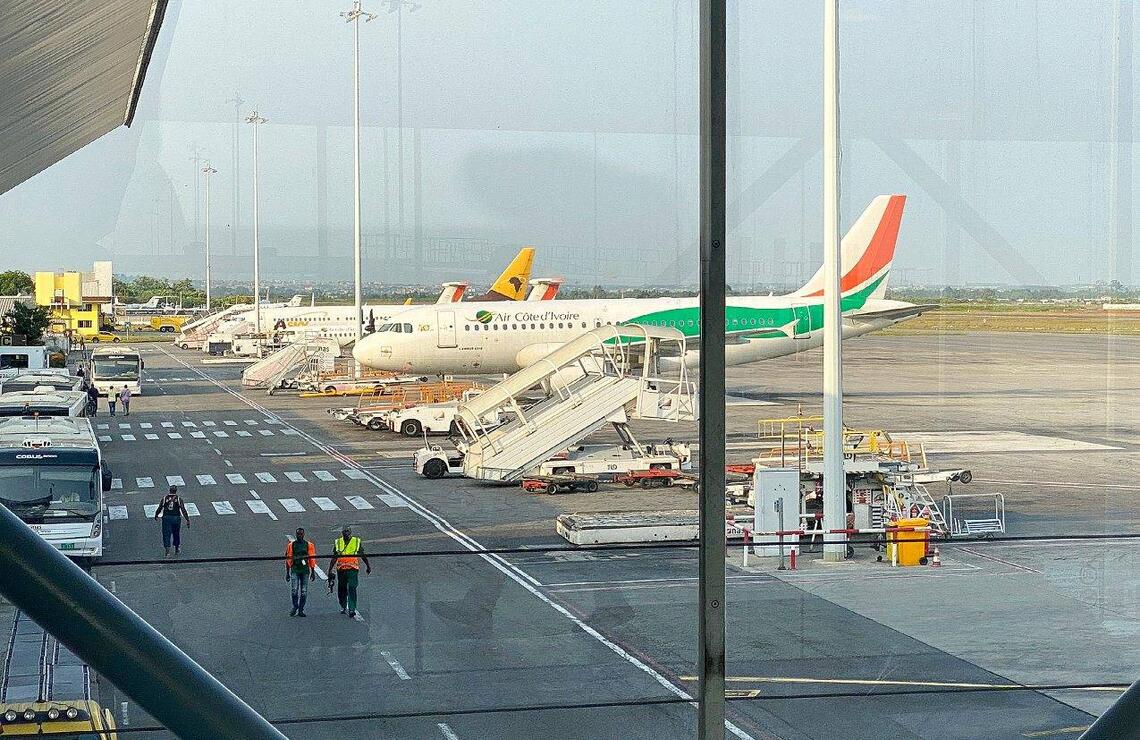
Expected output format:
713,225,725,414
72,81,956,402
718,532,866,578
3,302,50,344
0,270,34,295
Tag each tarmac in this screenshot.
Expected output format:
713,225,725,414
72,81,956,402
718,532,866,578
76,332,1137,739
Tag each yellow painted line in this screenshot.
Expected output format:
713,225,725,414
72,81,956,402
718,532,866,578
1021,727,1090,738
678,676,1126,691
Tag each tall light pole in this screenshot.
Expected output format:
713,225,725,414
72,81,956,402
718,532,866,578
342,1,375,345
246,111,267,347
822,0,845,563
202,164,218,310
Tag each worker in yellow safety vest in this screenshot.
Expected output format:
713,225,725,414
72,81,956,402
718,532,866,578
328,526,371,618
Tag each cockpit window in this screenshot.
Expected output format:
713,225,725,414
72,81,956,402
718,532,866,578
403,323,412,333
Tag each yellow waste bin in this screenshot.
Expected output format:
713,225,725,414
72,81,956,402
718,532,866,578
886,517,929,566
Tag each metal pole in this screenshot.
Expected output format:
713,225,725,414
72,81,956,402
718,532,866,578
203,164,217,310
822,0,845,563
343,2,374,344
246,111,267,350
1079,679,1140,740
697,0,727,736
0,505,285,740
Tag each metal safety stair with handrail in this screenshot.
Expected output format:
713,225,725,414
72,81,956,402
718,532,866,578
452,324,697,482
240,338,341,390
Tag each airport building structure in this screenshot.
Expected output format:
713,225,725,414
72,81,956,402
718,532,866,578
34,262,114,338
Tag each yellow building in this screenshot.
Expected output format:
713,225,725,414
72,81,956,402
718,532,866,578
34,262,113,338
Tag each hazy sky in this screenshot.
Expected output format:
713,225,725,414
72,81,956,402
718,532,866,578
1,1,1135,288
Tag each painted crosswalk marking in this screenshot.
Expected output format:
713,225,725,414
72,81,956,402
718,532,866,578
145,433,159,440
212,501,235,515
98,435,112,442
266,418,282,424
285,472,308,483
213,431,229,438
282,429,301,436
196,474,217,486
279,498,305,512
377,493,407,508
258,429,275,436
341,469,366,480
255,472,277,483
345,495,374,510
166,475,185,487
118,423,130,430
236,430,252,437
161,422,174,428
184,503,201,517
312,497,339,511
110,478,123,490
203,421,216,427
182,421,197,428
244,420,258,425
246,500,277,520
97,424,109,430
226,473,247,485
190,431,206,439
139,422,153,429
313,470,336,482
122,434,136,441
143,504,158,518
224,420,238,426
108,506,127,521
136,477,154,489
168,432,182,439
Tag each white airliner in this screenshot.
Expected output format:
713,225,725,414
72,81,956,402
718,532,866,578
352,195,931,375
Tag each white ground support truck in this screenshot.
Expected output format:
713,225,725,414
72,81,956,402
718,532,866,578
383,391,501,437
0,417,113,560
414,440,691,481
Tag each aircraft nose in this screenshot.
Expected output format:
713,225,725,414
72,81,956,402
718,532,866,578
352,336,393,369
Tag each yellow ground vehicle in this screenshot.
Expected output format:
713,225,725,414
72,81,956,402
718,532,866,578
86,331,121,343
0,699,117,738
149,316,188,333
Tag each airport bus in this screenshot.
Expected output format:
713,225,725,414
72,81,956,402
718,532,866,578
0,370,83,395
0,612,117,738
89,346,143,396
0,390,89,417
0,417,112,560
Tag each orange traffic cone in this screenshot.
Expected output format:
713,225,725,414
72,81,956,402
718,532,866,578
931,547,941,568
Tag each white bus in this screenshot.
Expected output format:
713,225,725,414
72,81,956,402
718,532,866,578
0,417,112,560
89,345,143,396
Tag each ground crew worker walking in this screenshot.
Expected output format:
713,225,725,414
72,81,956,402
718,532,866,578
328,526,371,618
118,386,132,416
154,485,190,557
107,388,117,416
285,527,316,617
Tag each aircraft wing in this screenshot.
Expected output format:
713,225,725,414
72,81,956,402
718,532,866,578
847,303,937,324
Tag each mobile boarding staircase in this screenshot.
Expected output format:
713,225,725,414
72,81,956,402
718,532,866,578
452,325,696,482
241,338,342,391
174,304,252,349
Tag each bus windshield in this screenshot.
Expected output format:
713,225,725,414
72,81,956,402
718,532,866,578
92,358,139,380
0,466,99,521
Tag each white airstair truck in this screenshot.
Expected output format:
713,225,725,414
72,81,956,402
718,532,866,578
241,337,343,392
414,324,696,481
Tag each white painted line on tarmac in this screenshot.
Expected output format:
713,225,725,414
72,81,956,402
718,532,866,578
312,497,339,511
224,420,238,426
184,503,200,517
161,422,174,428
236,430,253,437
376,493,407,508
282,429,301,435
196,475,217,486
279,498,305,512
212,501,235,515
181,421,197,428
143,505,158,518
225,460,233,467
190,431,206,439
167,432,182,439
98,435,112,442
213,431,229,438
110,478,123,490
379,650,410,679
265,418,282,424
139,423,152,429
255,472,277,483
97,424,109,430
145,433,159,440
226,473,247,485
136,477,153,489
203,421,216,427
345,496,374,510
246,500,277,520
118,423,130,430
244,419,258,425
285,472,308,483
122,434,136,442
313,470,336,482
341,469,366,480
249,489,261,500
258,429,275,436
166,475,185,487
437,723,459,740
108,506,128,521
